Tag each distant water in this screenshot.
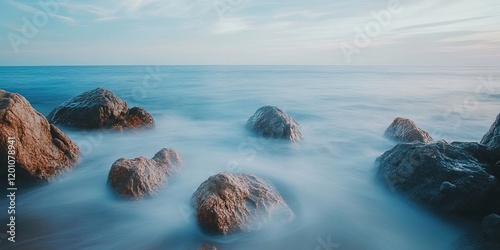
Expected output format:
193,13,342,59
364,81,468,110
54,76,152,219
0,66,499,250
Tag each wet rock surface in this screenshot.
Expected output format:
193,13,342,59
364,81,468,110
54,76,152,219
376,141,499,217
247,106,302,142
107,148,182,200
0,90,80,184
192,172,295,235
384,117,433,143
47,88,154,130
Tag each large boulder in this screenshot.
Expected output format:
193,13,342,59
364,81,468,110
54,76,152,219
376,141,499,217
455,214,500,250
192,172,295,235
0,90,80,184
384,117,433,143
107,148,182,200
247,106,302,142
47,88,154,130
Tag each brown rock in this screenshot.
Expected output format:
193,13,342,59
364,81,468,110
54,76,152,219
0,90,80,183
384,117,433,143
107,148,182,200
47,88,154,130
192,172,295,235
247,106,303,142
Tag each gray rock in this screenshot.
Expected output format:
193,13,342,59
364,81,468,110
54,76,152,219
47,88,154,129
384,117,433,143
481,113,500,150
376,141,498,216
247,106,302,142
107,148,182,200
192,172,295,235
0,90,80,183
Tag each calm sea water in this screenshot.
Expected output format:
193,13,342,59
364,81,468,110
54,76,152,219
0,66,499,250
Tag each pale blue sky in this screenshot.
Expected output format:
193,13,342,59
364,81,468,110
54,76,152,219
0,0,499,65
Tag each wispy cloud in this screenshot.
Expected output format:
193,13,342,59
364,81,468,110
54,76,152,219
213,18,250,34
391,15,499,32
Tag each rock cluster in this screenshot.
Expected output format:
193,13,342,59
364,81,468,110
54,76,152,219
48,88,154,130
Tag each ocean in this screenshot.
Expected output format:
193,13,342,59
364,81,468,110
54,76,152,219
0,65,499,250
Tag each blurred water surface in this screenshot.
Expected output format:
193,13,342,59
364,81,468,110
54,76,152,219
0,65,499,249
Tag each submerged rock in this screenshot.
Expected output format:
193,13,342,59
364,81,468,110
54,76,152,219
198,243,217,250
47,88,154,130
455,214,500,250
0,90,80,183
376,141,498,217
107,148,182,200
384,117,433,143
192,172,295,235
247,106,302,142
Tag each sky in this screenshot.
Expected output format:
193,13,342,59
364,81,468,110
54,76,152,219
0,0,499,66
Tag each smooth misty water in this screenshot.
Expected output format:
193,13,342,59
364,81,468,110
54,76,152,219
0,66,499,250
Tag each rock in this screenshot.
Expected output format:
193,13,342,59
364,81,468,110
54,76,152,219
192,172,295,235
107,148,182,199
0,90,80,183
384,117,433,143
481,113,500,150
455,214,500,250
247,106,302,142
481,114,500,168
47,88,154,129
483,214,500,241
376,141,498,217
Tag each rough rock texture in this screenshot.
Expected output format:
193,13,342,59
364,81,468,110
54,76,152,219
384,117,433,143
47,88,154,129
481,114,500,169
481,114,500,150
376,141,499,217
107,148,182,200
247,106,303,142
455,214,500,250
192,172,295,235
0,90,80,183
